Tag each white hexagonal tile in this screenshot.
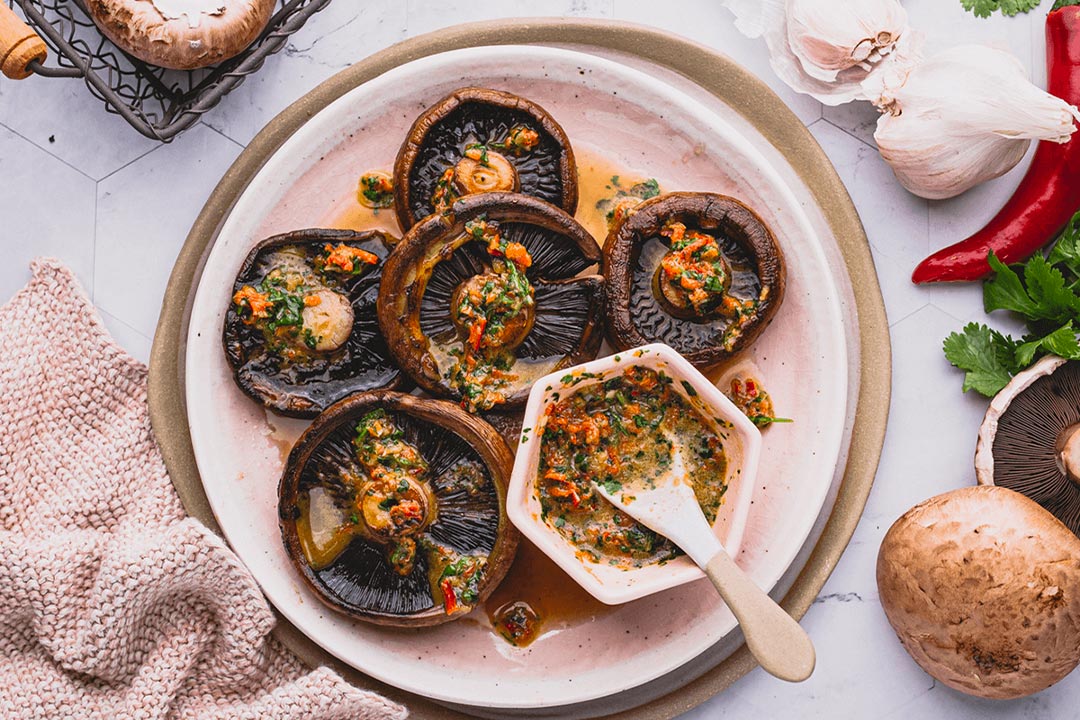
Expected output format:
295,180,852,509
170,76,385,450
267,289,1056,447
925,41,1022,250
863,305,990,527
921,142,1038,322
882,677,1065,720
407,0,614,36
97,307,152,365
613,0,822,127
205,3,409,145
905,0,1036,68
822,101,881,149
808,119,930,324
94,123,243,338
0,124,96,303
0,71,159,181
709,599,927,719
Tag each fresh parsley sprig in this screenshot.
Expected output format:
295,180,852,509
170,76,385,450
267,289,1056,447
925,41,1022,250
961,0,1042,17
943,212,1080,396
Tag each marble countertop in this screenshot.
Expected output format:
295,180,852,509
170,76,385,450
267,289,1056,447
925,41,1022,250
0,0,1069,717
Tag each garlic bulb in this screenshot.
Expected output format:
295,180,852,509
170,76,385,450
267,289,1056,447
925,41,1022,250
787,0,908,82
720,0,915,105
866,45,1080,200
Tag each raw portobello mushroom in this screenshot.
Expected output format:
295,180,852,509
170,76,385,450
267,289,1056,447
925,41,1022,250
86,0,276,70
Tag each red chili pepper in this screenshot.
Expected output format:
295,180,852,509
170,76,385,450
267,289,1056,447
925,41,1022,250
912,2,1080,284
441,579,458,614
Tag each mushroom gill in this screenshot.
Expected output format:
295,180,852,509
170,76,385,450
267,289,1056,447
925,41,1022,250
979,356,1080,535
222,229,402,418
279,391,518,626
393,87,578,230
604,192,785,369
377,193,604,413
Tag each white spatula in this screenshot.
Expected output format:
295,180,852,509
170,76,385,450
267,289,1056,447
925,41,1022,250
594,468,816,682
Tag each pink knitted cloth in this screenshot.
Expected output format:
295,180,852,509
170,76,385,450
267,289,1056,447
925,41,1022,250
0,260,407,720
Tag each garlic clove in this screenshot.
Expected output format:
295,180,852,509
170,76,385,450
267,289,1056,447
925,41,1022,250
786,0,908,83
867,45,1080,200
720,0,920,106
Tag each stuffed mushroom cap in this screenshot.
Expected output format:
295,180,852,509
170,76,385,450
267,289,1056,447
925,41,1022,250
377,192,604,413
394,87,578,230
222,228,402,418
279,391,519,626
603,192,785,369
877,485,1080,700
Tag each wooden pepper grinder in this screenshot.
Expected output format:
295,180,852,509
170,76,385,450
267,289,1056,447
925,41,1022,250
0,4,46,80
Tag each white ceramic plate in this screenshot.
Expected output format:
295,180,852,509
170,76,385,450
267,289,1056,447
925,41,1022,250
185,45,848,711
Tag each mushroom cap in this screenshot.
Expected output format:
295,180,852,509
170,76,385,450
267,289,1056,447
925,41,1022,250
603,192,785,369
393,87,578,230
377,192,605,409
222,228,402,418
85,0,276,70
976,355,1080,536
877,485,1080,700
279,390,520,627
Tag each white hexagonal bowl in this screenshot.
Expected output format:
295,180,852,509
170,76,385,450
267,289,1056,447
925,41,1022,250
507,343,762,605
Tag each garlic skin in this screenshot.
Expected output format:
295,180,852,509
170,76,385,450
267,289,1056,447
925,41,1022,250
787,0,908,83
867,45,1080,200
720,0,916,106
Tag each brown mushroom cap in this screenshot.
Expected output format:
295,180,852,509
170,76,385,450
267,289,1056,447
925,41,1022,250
85,0,276,70
877,485,1080,700
603,192,785,369
377,192,604,409
222,228,402,418
976,355,1080,535
393,87,578,230
279,391,520,627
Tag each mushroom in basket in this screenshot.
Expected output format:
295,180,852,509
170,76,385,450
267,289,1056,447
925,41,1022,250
393,87,578,230
278,391,519,626
86,0,276,70
222,229,402,418
377,192,604,413
603,192,785,369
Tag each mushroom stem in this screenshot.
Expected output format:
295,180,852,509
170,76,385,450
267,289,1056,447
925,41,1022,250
1057,423,1080,485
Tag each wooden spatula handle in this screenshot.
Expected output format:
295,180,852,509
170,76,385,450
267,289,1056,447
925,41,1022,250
0,4,45,80
705,551,816,682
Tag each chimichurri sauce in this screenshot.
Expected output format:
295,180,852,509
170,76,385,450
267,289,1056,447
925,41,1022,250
536,366,729,569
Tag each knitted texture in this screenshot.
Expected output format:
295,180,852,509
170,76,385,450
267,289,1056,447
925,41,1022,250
0,260,408,720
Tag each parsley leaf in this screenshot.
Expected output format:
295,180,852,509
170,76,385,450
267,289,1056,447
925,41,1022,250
1047,212,1080,282
961,0,1041,17
943,323,1019,396
1015,322,1080,367
983,252,1040,318
944,211,1080,397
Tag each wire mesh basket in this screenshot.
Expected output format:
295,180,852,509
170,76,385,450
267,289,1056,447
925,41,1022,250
3,0,332,141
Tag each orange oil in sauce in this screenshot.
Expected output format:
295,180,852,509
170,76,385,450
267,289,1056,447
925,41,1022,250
328,149,655,251
574,148,637,247
484,540,610,646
